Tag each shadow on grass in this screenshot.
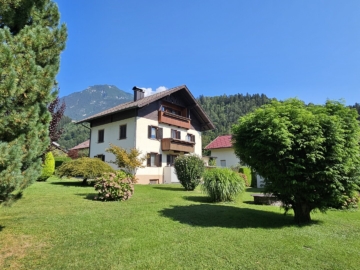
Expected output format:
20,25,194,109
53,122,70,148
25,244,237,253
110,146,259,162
246,187,264,193
0,225,4,232
75,193,97,200
51,181,94,187
183,196,212,203
152,186,185,191
159,204,319,229
242,200,255,205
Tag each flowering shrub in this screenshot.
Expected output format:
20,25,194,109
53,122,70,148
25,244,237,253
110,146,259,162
94,171,134,201
202,168,246,202
174,154,204,191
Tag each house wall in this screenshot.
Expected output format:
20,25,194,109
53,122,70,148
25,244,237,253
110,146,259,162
210,148,239,168
135,117,202,184
89,117,136,163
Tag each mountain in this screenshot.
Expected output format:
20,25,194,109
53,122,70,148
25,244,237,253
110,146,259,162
61,85,133,120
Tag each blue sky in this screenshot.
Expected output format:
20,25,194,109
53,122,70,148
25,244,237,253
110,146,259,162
55,0,360,105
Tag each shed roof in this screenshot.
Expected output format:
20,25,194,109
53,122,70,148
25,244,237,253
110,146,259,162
69,140,90,150
204,135,233,149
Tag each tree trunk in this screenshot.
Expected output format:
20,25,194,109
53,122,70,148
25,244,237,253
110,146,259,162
293,202,312,224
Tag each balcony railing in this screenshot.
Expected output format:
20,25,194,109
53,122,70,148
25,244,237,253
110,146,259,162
161,138,195,153
158,111,191,129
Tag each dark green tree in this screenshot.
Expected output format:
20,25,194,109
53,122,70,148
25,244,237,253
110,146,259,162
232,99,360,224
0,0,67,203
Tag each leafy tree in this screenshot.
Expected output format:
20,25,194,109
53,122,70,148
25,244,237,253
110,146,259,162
174,154,205,191
48,95,66,143
232,99,360,223
0,0,67,203
106,144,146,180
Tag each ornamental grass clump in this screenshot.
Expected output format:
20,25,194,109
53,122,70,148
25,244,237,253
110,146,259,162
202,168,246,202
174,154,204,191
94,171,134,201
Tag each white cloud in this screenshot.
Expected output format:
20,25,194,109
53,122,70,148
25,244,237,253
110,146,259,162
142,86,168,97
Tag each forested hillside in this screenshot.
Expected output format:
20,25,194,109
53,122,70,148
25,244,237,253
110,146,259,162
57,116,90,150
197,93,274,151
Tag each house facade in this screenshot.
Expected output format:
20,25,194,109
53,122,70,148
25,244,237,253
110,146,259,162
77,85,215,184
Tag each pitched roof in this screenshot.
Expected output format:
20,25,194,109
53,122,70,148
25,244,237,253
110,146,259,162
204,135,233,150
77,85,215,131
69,140,90,150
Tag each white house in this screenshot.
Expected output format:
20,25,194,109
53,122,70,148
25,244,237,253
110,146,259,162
204,135,239,168
204,135,264,188
77,85,215,184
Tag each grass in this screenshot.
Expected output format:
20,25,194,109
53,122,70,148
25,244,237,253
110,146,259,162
0,177,359,269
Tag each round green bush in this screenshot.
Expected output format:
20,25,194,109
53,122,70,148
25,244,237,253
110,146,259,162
174,154,204,191
202,168,246,202
56,157,115,182
38,152,55,181
94,171,134,201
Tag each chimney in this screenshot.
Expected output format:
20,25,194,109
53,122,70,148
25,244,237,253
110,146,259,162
132,86,145,101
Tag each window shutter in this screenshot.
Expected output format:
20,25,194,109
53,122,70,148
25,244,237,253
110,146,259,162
157,154,162,167
148,126,151,138
192,134,195,143
147,154,151,167
157,128,163,139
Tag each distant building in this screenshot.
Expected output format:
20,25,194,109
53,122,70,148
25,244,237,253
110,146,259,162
69,140,90,151
204,135,239,168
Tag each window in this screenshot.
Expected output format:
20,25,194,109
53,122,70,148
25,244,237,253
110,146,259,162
98,129,104,143
148,126,163,139
162,106,181,116
119,124,126,139
147,153,162,167
167,155,178,166
186,133,195,142
94,154,105,162
220,160,226,167
171,129,181,139
149,179,159,184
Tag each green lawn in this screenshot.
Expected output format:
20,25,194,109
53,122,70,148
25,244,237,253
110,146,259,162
1,177,359,269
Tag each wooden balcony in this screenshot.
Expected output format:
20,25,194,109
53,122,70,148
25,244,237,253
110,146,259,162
158,111,191,129
161,138,195,153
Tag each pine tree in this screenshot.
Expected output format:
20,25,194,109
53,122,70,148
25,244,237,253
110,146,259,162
0,0,67,203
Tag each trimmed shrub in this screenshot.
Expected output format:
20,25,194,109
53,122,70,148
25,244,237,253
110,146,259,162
38,152,55,181
239,166,252,187
94,171,134,201
331,192,359,209
56,157,115,183
174,154,205,191
202,168,246,202
54,156,72,169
